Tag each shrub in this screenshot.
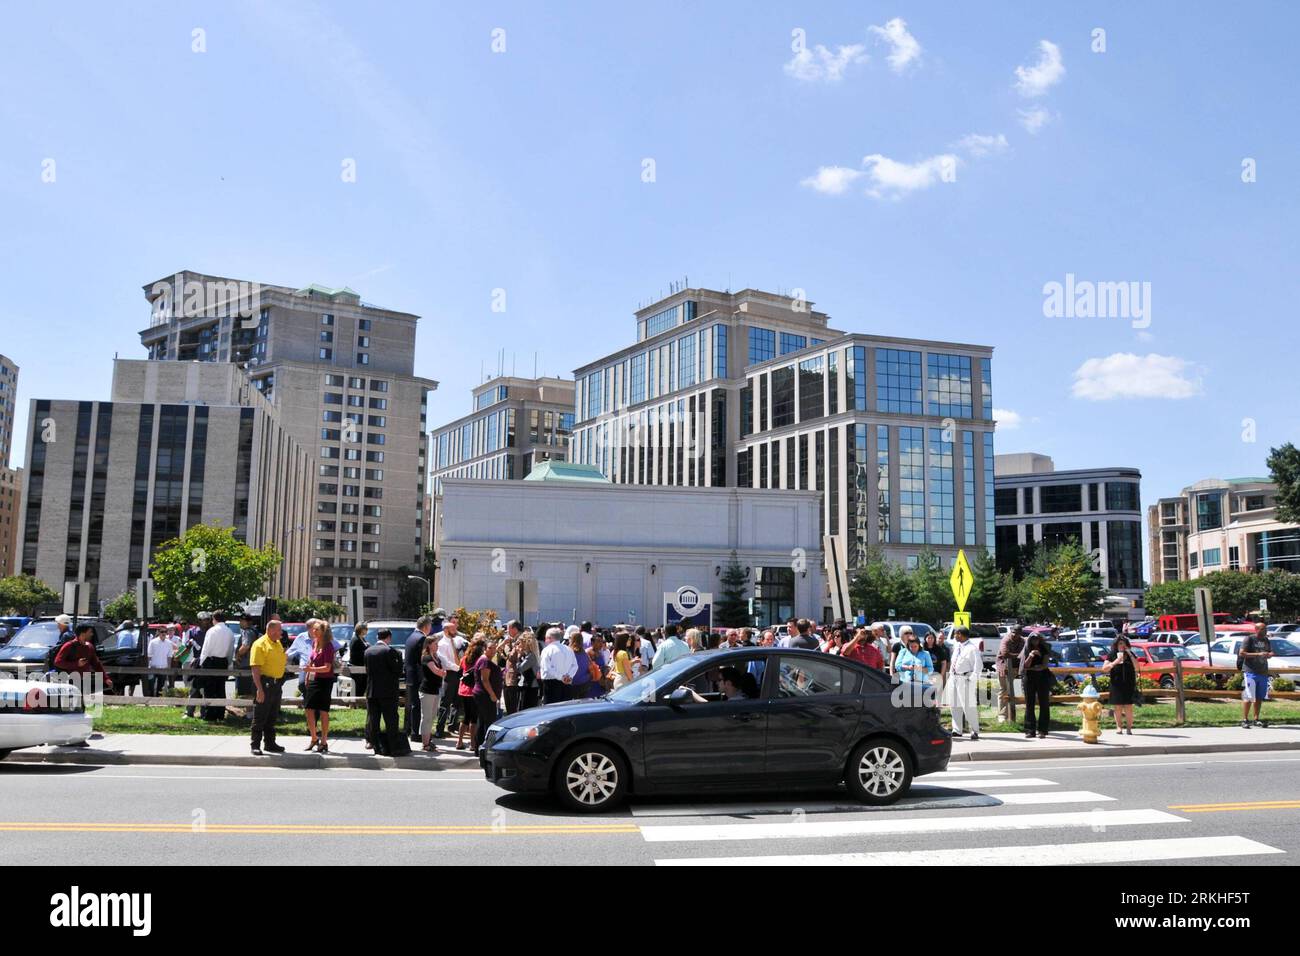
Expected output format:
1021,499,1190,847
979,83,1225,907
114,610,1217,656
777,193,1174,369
1226,673,1245,691
1273,677,1296,693
1182,674,1216,690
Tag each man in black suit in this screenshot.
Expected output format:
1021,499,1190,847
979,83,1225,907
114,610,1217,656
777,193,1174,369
365,629,410,757
403,615,434,742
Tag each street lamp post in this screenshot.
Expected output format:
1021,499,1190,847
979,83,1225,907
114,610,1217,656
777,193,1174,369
408,575,431,614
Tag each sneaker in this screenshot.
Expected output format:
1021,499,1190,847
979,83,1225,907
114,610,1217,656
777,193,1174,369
1241,720,1251,728
951,731,964,738
1254,719,1268,728
264,744,285,754
970,733,980,741
1038,732,1048,738
1024,731,1036,738
250,746,263,756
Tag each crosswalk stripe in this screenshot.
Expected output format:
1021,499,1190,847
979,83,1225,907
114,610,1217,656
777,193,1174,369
985,790,1113,805
919,770,1009,779
918,777,1058,790
639,807,1182,842
654,835,1283,866
631,794,998,817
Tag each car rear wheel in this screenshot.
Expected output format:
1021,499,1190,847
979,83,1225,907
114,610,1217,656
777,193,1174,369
845,738,913,806
1159,675,1175,689
554,743,628,813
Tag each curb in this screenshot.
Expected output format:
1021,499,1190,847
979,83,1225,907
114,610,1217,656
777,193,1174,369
950,740,1300,762
7,748,482,772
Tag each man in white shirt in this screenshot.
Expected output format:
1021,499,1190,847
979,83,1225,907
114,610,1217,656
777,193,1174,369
145,627,175,698
949,626,982,740
198,612,236,721
433,617,462,738
539,626,578,704
651,624,690,670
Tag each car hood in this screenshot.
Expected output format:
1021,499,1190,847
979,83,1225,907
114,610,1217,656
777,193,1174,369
490,697,623,729
0,644,50,661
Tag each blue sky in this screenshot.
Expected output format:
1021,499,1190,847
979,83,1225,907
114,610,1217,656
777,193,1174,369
2,2,1297,553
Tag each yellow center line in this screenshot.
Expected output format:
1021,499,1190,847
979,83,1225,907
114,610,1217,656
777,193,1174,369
0,822,640,835
1169,800,1300,813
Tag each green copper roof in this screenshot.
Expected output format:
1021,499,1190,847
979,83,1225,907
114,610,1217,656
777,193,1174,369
522,461,611,483
297,284,359,298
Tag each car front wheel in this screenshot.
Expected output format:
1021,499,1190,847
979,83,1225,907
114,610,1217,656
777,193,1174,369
554,743,628,813
845,738,913,806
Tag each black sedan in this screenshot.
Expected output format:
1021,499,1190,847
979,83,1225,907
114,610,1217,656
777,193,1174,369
480,647,950,812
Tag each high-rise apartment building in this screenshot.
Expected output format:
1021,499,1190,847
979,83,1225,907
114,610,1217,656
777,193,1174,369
1148,477,1300,584
0,354,16,467
0,354,21,577
569,288,996,571
138,272,436,615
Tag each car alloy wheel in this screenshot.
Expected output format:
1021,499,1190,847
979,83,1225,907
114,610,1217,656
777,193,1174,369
564,750,619,807
857,745,906,798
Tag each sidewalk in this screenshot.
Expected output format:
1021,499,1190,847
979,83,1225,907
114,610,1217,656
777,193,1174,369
8,733,484,771
950,724,1300,762
9,724,1300,771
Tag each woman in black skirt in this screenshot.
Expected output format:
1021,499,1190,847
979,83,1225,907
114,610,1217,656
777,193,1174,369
1102,635,1138,735
301,619,337,754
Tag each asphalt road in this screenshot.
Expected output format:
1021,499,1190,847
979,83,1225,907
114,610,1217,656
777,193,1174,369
0,750,1297,866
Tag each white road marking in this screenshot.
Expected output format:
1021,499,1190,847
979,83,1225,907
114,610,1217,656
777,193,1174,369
630,794,998,817
981,790,1113,805
917,777,1058,790
654,835,1283,866
638,807,1180,842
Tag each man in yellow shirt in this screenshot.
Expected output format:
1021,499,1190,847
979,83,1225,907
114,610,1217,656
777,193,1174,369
249,620,288,756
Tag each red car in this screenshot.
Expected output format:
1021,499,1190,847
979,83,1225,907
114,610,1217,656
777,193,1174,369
1126,641,1216,688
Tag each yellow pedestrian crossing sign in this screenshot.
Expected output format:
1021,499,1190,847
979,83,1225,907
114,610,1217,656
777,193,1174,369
950,549,973,611
953,611,971,629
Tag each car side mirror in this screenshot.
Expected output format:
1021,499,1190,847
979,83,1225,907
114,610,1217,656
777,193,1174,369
667,686,694,707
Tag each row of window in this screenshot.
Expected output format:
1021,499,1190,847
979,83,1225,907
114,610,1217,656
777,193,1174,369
579,324,728,421
995,481,1141,517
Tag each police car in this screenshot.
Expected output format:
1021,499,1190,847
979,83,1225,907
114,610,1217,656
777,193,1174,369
0,676,92,758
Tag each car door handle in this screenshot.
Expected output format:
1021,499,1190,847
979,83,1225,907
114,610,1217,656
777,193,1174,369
730,712,761,722
830,706,857,718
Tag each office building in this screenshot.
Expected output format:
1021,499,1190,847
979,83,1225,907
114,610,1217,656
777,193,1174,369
1148,477,1300,583
994,453,1144,616
0,354,16,467
436,469,825,627
569,287,996,570
0,355,20,577
137,271,437,615
20,360,313,609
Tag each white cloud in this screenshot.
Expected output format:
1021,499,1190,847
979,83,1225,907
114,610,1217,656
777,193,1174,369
954,132,1009,157
1014,40,1065,97
1017,106,1054,134
992,408,1024,429
869,18,921,72
860,153,958,198
1071,353,1203,401
800,165,866,195
785,43,869,83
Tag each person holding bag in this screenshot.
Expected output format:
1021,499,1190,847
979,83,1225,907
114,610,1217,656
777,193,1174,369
1102,635,1137,735
455,636,485,751
301,619,336,754
1020,632,1053,739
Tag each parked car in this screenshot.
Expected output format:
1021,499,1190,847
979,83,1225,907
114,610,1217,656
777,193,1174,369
1127,641,1217,688
0,618,124,675
1203,636,1300,673
0,617,32,646
480,647,950,811
872,621,936,647
1076,625,1119,643
0,675,92,758
1047,640,1107,689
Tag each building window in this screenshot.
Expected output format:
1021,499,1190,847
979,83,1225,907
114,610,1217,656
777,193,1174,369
1041,484,1083,514
771,366,795,428
779,332,807,356
847,346,867,411
995,487,1019,516
927,428,955,545
678,333,697,388
319,347,333,360
1196,492,1223,531
877,425,891,545
358,336,370,348
981,359,993,421
358,319,371,331
357,353,369,365
1202,547,1222,568
876,348,923,414
370,380,389,392
798,357,824,423
926,353,973,418
320,330,333,343
712,324,728,380
899,426,925,543
983,433,995,551
748,327,776,364
322,314,334,326
1107,520,1143,589
962,431,977,546
1105,482,1139,512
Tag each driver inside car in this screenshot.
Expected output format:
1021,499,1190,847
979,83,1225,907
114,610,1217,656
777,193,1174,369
681,666,759,702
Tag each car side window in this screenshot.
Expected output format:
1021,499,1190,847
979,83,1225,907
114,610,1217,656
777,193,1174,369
777,658,856,698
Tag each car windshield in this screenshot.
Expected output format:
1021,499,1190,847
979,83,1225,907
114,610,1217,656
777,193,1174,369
281,624,308,637
105,629,140,651
8,621,67,647
1271,639,1300,657
1145,645,1196,661
606,654,707,704
1053,644,1101,663
970,624,999,637
365,626,416,645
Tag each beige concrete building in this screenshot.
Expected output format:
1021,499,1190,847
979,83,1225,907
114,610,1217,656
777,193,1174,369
1148,477,1300,583
0,354,20,577
137,271,437,616
0,354,16,468
20,360,313,609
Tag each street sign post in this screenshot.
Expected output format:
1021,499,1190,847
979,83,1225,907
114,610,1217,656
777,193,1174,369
346,586,365,625
1195,587,1215,665
953,611,971,629
136,578,155,620
949,550,973,612
823,535,852,622
63,581,89,620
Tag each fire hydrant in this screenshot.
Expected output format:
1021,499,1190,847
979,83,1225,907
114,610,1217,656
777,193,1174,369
1078,683,1102,744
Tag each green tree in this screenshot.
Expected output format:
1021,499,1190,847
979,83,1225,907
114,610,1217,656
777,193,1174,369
1267,442,1300,524
150,523,281,621
275,598,347,621
848,550,913,622
966,549,1011,622
1143,578,1195,616
1031,542,1105,625
714,551,749,627
102,590,138,622
394,547,437,618
909,549,951,625
0,574,60,615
